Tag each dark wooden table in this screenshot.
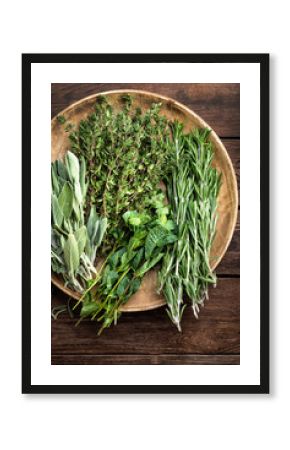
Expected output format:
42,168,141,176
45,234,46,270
51,83,240,365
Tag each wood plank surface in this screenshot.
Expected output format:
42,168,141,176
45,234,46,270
51,354,240,365
51,83,240,366
217,139,240,274
51,278,239,357
51,83,240,137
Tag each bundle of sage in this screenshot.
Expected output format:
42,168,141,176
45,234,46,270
51,151,107,292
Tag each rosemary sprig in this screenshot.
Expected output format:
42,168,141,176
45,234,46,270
158,122,221,331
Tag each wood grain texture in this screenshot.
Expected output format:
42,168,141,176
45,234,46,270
216,140,240,274
51,354,240,365
51,83,240,366
51,83,240,137
51,278,239,357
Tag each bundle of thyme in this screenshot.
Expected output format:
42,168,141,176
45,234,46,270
60,95,171,253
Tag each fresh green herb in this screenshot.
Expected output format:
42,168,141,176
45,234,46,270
79,205,177,334
158,122,221,331
57,115,66,124
51,151,108,292
62,95,172,252
64,123,74,132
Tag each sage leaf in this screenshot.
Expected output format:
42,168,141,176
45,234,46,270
63,219,71,233
52,194,63,228
86,206,98,241
75,226,87,256
63,233,80,276
73,181,83,207
86,209,107,249
51,165,59,196
85,239,92,260
57,160,68,180
58,182,73,219
65,151,80,183
72,196,81,222
79,156,87,198
94,217,108,248
51,229,60,250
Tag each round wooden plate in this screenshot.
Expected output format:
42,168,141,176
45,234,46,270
51,90,238,312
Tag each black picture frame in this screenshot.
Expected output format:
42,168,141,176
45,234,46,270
22,53,269,394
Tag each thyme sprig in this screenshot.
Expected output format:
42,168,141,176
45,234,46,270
64,95,171,252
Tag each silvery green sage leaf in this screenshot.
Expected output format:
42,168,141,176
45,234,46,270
94,217,108,248
87,215,108,263
63,233,80,276
79,156,87,198
63,219,71,233
58,182,73,219
65,151,80,184
72,196,81,223
75,225,87,256
57,159,68,180
86,206,98,241
51,165,59,196
73,180,83,208
52,194,63,228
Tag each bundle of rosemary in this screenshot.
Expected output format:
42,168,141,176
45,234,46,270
158,122,221,331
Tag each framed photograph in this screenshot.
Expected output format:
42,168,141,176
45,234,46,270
22,53,269,394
